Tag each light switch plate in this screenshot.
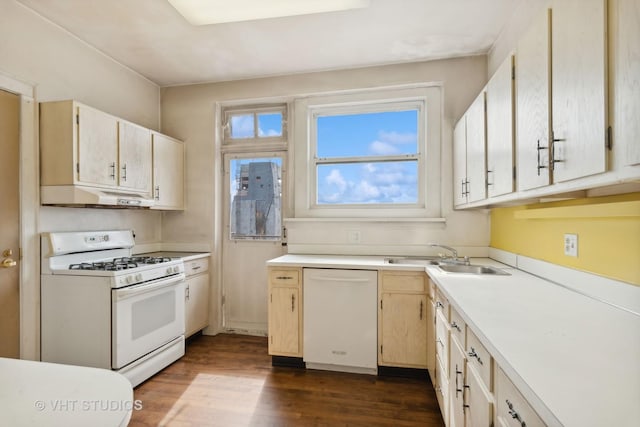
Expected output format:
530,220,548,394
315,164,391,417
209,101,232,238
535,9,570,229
564,234,578,257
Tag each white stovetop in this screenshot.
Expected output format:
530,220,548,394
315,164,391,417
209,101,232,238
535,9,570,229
267,253,640,427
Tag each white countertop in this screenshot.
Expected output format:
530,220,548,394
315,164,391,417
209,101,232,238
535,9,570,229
267,253,640,427
0,358,133,427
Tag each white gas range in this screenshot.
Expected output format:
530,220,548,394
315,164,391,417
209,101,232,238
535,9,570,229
41,230,186,387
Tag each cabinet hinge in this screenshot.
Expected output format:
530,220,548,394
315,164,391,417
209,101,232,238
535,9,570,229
76,163,79,173
512,65,515,80
380,300,383,310
606,125,612,150
380,345,383,355
76,114,79,125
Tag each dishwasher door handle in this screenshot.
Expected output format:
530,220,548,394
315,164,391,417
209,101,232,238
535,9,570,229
308,276,372,283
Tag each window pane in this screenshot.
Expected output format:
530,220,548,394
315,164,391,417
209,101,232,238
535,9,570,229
317,161,418,204
230,158,282,239
257,112,283,137
230,114,254,139
317,110,418,158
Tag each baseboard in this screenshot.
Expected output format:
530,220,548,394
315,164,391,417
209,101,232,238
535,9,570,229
271,356,305,368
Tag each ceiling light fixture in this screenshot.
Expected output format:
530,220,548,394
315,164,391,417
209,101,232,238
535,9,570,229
167,0,371,25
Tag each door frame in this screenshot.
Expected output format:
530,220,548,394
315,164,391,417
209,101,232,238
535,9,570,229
0,72,39,360
221,151,288,332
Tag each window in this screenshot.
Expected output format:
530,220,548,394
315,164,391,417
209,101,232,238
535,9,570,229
223,105,287,143
294,86,442,218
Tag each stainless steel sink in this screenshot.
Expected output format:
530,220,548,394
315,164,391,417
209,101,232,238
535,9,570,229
384,256,441,266
437,264,510,275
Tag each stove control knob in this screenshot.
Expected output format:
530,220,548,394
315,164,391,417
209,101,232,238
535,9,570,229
166,268,173,275
135,274,143,282
172,266,180,273
126,275,134,284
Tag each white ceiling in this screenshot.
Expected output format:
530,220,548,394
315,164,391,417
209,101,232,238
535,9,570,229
17,0,522,87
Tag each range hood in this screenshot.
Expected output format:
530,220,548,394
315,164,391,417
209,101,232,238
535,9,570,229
41,185,155,208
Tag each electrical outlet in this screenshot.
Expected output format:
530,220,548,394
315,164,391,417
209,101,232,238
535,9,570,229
564,234,578,257
347,229,361,244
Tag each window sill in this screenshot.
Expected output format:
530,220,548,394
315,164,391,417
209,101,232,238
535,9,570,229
284,217,446,223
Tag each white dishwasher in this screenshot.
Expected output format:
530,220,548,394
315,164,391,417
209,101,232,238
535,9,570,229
303,268,378,375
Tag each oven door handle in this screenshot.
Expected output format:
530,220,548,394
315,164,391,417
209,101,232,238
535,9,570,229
114,273,185,301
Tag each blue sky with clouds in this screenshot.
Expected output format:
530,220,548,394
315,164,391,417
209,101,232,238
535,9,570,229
316,109,419,204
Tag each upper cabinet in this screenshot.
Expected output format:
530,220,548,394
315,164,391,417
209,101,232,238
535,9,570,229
516,8,552,191
152,132,184,210
465,91,488,203
40,100,184,210
486,54,515,198
611,0,640,167
119,121,152,194
551,0,608,182
456,0,639,209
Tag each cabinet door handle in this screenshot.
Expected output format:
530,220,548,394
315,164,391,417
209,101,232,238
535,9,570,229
506,399,526,427
419,300,423,320
550,131,565,171
109,162,116,180
536,139,549,176
192,266,201,270
436,301,444,309
461,179,466,197
451,321,462,332
455,366,463,397
121,163,127,181
155,185,160,201
486,169,494,187
291,294,295,312
467,347,483,365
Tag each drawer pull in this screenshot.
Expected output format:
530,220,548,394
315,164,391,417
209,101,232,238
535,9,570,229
506,399,526,427
192,265,201,270
419,300,423,320
291,294,295,312
451,321,462,332
276,276,294,280
467,347,484,365
455,366,463,397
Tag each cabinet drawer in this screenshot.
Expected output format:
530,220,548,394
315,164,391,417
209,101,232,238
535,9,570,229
435,310,450,376
185,257,209,276
496,367,545,427
269,268,300,286
449,305,466,348
434,289,450,321
428,278,436,299
381,271,425,292
466,329,493,391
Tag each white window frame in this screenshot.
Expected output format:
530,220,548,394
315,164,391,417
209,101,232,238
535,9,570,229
293,86,442,218
222,104,288,146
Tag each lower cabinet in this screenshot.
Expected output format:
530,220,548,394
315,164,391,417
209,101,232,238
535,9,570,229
267,267,302,357
378,271,428,368
430,279,546,427
184,256,210,337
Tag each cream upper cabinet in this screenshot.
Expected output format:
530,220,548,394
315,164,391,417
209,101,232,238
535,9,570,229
379,271,428,368
118,121,152,194
551,0,608,182
152,132,184,210
453,117,468,207
76,104,119,187
516,8,552,191
486,54,515,198
465,91,487,203
267,267,302,357
611,0,640,166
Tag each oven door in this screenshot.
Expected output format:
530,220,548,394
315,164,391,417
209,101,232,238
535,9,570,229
112,273,185,369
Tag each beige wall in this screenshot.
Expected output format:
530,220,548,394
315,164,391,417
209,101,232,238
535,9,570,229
0,0,162,243
161,56,491,252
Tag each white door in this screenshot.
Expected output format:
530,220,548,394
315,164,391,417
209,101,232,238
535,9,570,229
0,89,20,358
222,153,286,333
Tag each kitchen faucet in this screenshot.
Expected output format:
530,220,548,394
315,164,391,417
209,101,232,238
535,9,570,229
428,243,470,265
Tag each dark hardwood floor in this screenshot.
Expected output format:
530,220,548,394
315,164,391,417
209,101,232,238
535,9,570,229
129,334,444,426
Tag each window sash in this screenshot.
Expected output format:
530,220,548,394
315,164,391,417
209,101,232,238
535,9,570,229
222,104,287,144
